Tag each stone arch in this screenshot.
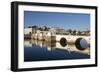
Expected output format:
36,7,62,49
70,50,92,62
75,38,88,50
60,37,67,47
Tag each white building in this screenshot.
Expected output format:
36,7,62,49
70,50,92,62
24,28,32,35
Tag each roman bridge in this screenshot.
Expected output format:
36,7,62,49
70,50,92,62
31,32,90,51
55,35,90,51
25,28,90,55
25,34,90,55
31,32,90,45
55,34,90,44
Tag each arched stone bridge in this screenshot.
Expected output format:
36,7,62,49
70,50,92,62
56,34,90,44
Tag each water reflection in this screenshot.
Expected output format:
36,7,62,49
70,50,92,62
24,39,90,62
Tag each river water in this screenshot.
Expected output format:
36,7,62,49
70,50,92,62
24,39,90,62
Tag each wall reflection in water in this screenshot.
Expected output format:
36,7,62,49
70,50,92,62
24,39,90,62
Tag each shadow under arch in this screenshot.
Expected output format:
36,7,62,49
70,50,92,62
60,37,67,47
75,38,88,50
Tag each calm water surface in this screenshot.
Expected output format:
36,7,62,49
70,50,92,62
24,40,90,62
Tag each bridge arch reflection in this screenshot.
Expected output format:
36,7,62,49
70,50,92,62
24,39,90,55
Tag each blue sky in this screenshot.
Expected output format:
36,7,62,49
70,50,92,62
24,11,90,31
